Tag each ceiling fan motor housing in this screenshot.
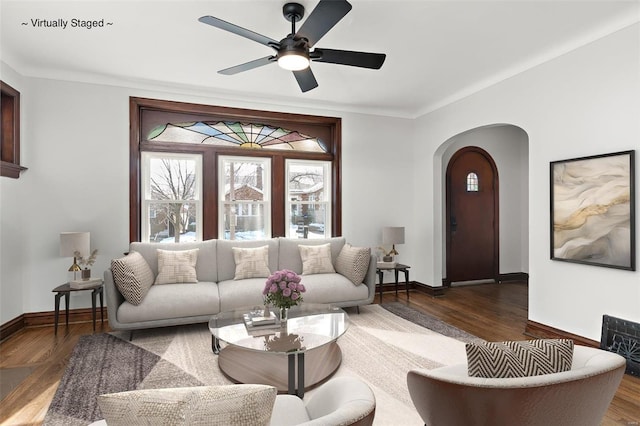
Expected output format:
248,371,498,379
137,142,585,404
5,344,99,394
278,35,309,58
283,3,305,23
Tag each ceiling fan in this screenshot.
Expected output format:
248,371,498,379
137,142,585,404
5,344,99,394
198,0,386,93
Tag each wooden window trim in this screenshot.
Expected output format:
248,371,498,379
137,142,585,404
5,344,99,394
1,81,27,178
130,97,342,242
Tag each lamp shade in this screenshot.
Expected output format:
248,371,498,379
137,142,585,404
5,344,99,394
382,227,405,245
60,232,90,257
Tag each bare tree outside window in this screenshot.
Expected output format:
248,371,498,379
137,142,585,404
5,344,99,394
150,158,197,242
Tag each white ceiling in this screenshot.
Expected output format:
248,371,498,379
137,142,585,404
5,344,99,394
1,0,638,118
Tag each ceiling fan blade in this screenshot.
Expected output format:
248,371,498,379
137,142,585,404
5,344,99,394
219,56,276,75
312,48,386,69
199,16,279,49
295,0,352,47
293,68,319,92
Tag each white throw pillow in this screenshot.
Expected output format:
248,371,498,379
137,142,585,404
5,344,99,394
335,244,371,285
111,252,154,306
232,245,271,280
97,385,277,426
299,243,335,275
155,248,199,284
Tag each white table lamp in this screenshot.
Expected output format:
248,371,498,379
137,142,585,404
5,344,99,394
382,226,405,256
60,232,90,279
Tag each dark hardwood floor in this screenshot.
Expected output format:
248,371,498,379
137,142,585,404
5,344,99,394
0,282,638,425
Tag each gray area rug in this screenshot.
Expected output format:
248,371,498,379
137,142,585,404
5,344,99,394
44,304,481,426
381,302,483,344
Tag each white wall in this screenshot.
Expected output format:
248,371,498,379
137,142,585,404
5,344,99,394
0,70,414,323
413,24,640,340
0,63,30,323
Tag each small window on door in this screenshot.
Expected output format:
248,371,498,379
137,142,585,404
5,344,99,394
466,172,479,192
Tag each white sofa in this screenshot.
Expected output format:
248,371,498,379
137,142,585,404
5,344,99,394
104,237,376,331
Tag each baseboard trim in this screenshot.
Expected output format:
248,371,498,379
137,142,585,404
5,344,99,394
412,282,446,297
0,315,25,342
498,272,529,283
443,272,529,287
1,308,108,342
524,320,598,347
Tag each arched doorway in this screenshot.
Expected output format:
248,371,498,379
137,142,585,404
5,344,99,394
444,146,499,285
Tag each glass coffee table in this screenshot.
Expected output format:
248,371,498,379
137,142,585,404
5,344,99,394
209,303,348,397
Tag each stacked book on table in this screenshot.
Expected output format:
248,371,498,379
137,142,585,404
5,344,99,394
70,278,103,289
243,310,279,334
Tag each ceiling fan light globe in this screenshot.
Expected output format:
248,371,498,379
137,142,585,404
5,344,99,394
278,52,310,71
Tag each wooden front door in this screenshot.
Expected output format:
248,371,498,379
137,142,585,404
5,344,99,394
445,146,499,285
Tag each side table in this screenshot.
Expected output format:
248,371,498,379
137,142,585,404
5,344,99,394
375,264,411,303
52,282,104,334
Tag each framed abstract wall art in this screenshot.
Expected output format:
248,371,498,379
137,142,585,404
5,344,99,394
550,150,635,270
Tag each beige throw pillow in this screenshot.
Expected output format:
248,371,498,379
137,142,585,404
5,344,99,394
155,248,199,284
97,384,277,426
335,244,371,285
111,252,154,306
299,243,335,275
232,245,271,280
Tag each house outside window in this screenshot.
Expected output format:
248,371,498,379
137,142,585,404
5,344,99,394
219,156,271,240
286,160,331,239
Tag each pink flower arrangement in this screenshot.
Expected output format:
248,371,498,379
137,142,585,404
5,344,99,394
263,269,305,309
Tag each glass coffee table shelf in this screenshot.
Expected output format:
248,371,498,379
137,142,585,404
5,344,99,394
209,304,348,397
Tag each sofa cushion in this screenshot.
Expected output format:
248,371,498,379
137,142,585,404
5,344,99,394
97,384,277,426
130,240,217,282
299,243,336,275
218,278,270,312
117,282,220,323
295,273,369,305
466,339,574,378
335,244,371,285
155,248,199,284
217,239,279,282
232,245,271,280
111,252,154,306
278,237,346,274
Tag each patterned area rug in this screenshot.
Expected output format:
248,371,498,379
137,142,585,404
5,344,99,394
44,303,482,426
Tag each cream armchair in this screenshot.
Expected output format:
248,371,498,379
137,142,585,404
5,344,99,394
89,376,375,426
407,345,625,426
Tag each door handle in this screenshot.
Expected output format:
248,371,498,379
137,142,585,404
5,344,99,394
451,216,457,232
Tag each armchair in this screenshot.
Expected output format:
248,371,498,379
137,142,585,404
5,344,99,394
407,345,625,426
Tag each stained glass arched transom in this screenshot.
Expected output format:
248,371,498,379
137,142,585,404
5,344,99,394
466,172,479,192
148,121,327,152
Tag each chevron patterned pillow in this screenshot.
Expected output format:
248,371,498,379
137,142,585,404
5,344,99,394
466,339,574,378
335,244,371,285
111,252,154,306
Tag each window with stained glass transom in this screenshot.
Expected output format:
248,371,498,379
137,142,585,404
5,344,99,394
466,172,479,192
148,121,327,152
131,98,341,242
